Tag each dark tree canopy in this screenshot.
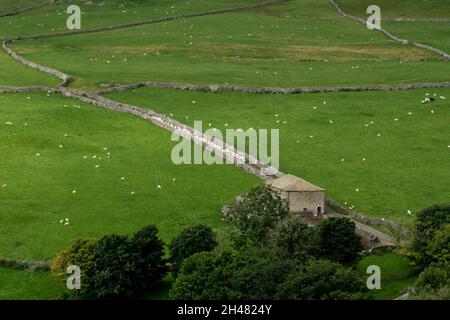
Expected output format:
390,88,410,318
270,216,316,261
413,205,450,269
129,225,166,289
169,224,218,275
169,248,366,300
276,260,368,300
169,251,233,300
314,218,363,266
86,234,134,298
169,249,298,300
225,249,298,299
84,225,166,298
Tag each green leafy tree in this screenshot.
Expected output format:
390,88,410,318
86,234,133,298
169,249,297,300
314,218,363,266
426,224,450,268
169,224,218,276
226,184,289,246
227,249,298,299
129,225,166,290
276,260,368,300
85,226,166,298
270,217,316,261
51,238,96,294
410,265,450,300
413,205,450,269
169,251,234,300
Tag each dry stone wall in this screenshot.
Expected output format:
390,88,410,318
2,41,71,87
7,0,287,42
0,1,51,18
95,81,450,96
330,0,450,60
57,87,282,180
0,257,51,271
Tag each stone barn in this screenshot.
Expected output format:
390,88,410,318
267,174,325,216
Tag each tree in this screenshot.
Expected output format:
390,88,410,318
86,234,134,298
226,184,289,246
413,205,450,269
128,225,166,290
169,224,218,276
83,225,166,298
270,216,316,261
276,260,368,300
314,218,363,266
410,265,450,300
426,224,450,268
169,249,297,300
51,238,96,294
169,251,234,300
226,249,298,299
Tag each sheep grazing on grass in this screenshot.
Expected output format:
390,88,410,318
421,97,435,104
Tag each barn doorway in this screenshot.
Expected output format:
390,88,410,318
317,206,322,214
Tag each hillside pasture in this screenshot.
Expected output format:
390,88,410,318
108,87,450,222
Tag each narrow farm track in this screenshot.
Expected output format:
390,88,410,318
7,0,450,254
330,0,450,60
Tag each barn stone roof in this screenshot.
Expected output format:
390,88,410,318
267,174,325,192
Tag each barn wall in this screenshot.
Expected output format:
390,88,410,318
288,191,325,214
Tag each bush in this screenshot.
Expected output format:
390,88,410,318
51,238,96,294
226,184,289,246
270,217,316,261
314,218,363,266
276,260,368,300
169,224,218,276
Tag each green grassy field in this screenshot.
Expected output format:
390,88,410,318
357,251,416,299
9,0,449,91
0,92,258,260
0,0,448,300
0,0,43,13
0,267,64,300
0,0,265,37
0,50,60,87
384,22,450,54
336,0,450,53
108,87,450,222
337,0,450,19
